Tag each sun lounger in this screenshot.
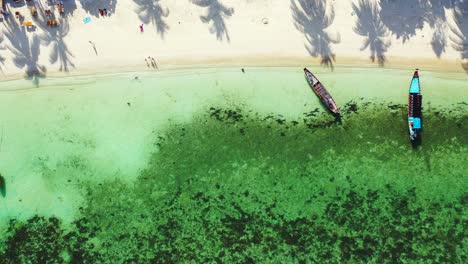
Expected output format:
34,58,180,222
47,19,57,26
57,4,64,14
23,21,33,27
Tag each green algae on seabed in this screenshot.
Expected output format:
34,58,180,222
0,67,466,262
0,101,467,263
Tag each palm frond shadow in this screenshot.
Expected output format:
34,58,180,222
431,20,447,58
379,0,426,43
291,0,340,70
191,0,234,42
3,9,46,86
0,33,6,72
352,0,390,66
62,0,78,17
35,6,75,72
133,0,169,38
379,0,463,59
449,1,468,72
80,0,117,17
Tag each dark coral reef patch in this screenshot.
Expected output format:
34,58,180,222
1,102,467,263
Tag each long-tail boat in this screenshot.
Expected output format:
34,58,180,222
408,69,422,141
303,68,340,115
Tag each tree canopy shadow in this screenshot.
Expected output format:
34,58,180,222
80,0,117,17
291,0,340,70
431,19,447,58
425,0,459,57
61,0,78,17
0,32,5,72
379,0,427,43
449,1,468,72
352,0,390,66
191,0,234,42
379,0,464,58
36,6,75,72
133,0,169,38
3,8,46,86
41,0,77,17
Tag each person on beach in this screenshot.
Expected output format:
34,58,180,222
147,56,155,69
139,24,144,33
89,41,98,55
151,57,158,69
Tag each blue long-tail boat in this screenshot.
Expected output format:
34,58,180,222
408,69,422,141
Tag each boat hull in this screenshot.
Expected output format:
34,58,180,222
408,70,422,141
303,68,340,115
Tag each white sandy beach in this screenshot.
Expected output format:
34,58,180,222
0,0,467,79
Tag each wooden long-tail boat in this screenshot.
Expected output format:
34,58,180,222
303,68,340,115
408,69,422,141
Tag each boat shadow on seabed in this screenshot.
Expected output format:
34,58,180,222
315,99,342,124
0,174,6,198
411,133,422,149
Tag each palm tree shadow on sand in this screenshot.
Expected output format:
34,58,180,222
426,0,461,58
191,0,234,42
80,0,117,17
449,1,468,73
352,0,390,66
0,33,5,72
379,0,462,59
134,0,170,38
0,56,5,72
3,9,46,87
36,6,75,72
379,0,426,43
291,0,340,70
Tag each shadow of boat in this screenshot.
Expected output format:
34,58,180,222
411,133,422,148
0,174,5,197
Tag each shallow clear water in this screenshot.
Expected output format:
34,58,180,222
0,67,467,262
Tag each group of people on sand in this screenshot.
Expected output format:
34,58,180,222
98,9,108,16
145,57,158,69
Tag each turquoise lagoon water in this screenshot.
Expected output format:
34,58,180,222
0,67,467,262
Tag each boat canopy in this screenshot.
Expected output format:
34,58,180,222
409,77,420,93
413,117,421,129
